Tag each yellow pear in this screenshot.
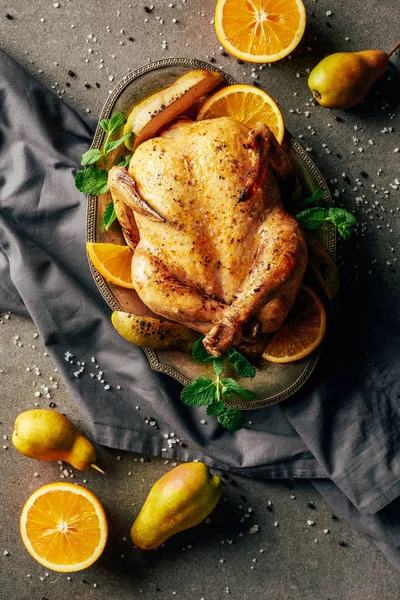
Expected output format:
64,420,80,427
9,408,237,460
123,69,223,150
131,462,222,550
12,409,102,472
308,44,399,109
111,312,197,351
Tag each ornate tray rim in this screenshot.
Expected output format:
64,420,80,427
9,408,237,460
86,57,337,410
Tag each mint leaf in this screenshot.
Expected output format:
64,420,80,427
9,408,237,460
108,112,127,133
221,378,256,400
192,337,215,364
213,358,224,377
75,168,109,195
103,201,117,231
296,207,329,230
100,112,126,134
99,118,111,132
337,225,353,240
206,401,225,416
105,132,132,154
326,208,357,240
217,407,245,432
118,154,132,167
81,148,103,166
296,207,357,239
181,378,216,407
227,349,256,378
300,187,324,207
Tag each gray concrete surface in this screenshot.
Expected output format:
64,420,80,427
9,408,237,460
1,0,400,598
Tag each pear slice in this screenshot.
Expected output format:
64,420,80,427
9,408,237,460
111,312,198,352
123,70,223,151
306,234,340,300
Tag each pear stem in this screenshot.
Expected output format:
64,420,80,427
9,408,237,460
90,463,105,474
388,42,400,58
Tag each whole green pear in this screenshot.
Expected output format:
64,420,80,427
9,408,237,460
12,409,100,471
308,50,389,109
131,462,222,550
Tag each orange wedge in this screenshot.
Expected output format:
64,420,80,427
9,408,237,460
215,0,306,63
86,242,135,289
262,285,326,363
197,84,284,143
20,482,108,572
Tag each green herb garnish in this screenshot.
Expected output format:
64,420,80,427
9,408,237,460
118,154,133,167
296,206,357,239
227,348,256,378
75,112,132,198
217,407,246,433
80,148,103,166
75,168,109,195
181,377,217,407
102,201,117,231
299,187,325,207
180,337,256,432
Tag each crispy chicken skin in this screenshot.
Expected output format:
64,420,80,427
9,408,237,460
108,117,307,356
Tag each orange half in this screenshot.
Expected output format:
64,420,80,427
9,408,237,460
215,0,306,63
197,84,284,143
86,242,135,289
20,483,108,572
262,285,326,363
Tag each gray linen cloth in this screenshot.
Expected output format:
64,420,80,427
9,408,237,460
0,50,399,568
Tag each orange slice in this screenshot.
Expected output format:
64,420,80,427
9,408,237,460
20,482,108,572
262,285,326,363
86,242,135,289
197,84,284,143
215,0,306,63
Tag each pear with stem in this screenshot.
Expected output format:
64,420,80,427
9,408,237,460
308,42,400,109
12,409,104,473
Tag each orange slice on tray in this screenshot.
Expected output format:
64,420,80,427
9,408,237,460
86,242,135,289
215,0,306,63
20,482,108,572
197,84,284,143
262,285,326,363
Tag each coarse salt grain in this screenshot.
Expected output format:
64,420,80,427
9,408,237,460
249,524,259,534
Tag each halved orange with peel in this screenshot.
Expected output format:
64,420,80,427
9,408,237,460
20,483,108,572
262,285,326,363
197,84,284,144
215,0,306,64
86,242,135,289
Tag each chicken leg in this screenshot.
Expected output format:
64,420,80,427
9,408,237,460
203,206,307,355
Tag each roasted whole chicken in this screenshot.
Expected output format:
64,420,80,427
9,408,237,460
109,116,307,357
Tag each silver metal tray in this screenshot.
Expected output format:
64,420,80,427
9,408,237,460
86,58,337,410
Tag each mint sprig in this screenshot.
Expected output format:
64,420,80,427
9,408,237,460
75,112,132,203
299,187,325,207
296,207,357,240
75,168,109,195
227,349,256,378
118,154,132,167
180,337,257,432
221,378,257,399
217,407,245,433
102,201,117,231
192,337,216,363
81,148,103,166
181,378,217,407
